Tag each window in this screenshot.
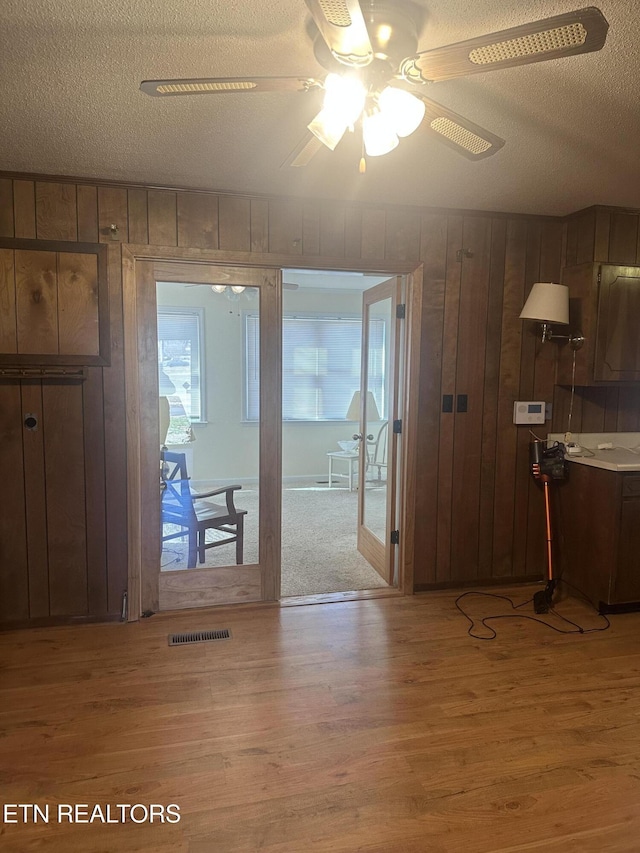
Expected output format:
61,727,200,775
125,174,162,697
157,308,205,442
245,313,386,421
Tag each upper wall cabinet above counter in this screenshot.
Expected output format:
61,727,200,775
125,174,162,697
557,263,640,385
0,238,110,367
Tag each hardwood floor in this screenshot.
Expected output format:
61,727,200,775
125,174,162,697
2,587,640,852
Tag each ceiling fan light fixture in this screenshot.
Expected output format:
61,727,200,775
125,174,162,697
211,284,227,293
377,86,425,138
308,108,349,150
231,285,246,294
363,109,398,157
323,72,367,124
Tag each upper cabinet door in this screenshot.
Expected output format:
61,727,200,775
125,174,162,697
594,265,640,381
558,263,640,385
0,238,110,366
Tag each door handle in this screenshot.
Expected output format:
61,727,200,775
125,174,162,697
352,433,374,441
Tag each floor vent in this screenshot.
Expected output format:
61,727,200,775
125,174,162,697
168,629,231,646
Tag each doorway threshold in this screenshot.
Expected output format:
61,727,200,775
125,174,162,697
281,587,403,607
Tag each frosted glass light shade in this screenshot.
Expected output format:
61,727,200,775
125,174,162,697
519,282,569,325
378,86,425,137
211,284,227,293
363,110,399,157
231,285,246,294
308,108,349,150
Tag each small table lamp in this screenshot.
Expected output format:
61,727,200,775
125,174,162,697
346,390,381,422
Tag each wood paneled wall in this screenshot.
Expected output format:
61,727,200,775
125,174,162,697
1,175,638,611
552,207,640,437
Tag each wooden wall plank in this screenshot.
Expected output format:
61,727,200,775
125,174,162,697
20,382,50,618
57,252,100,356
177,193,218,249
319,204,346,258
361,209,386,260
580,387,607,432
77,185,99,243
608,213,639,264
478,218,507,577
219,196,251,252
517,222,542,578
0,179,14,237
83,367,108,616
0,382,29,622
98,187,129,243
617,387,640,431
492,219,527,578
43,382,88,616
385,209,421,262
268,199,303,255
301,201,320,256
436,215,462,582
15,250,58,354
564,216,578,267
128,189,149,244
594,208,611,263
250,198,269,253
103,244,129,615
450,216,492,582
344,207,363,259
36,182,77,241
13,180,36,239
148,190,178,246
575,209,596,264
0,249,17,353
413,212,448,585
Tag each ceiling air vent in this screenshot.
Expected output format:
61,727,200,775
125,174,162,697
168,629,231,646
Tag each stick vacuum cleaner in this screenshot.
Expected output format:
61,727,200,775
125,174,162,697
529,440,567,614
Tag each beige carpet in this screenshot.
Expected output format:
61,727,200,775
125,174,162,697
161,479,389,597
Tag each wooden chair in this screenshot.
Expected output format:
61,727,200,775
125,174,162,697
366,420,388,482
160,450,247,567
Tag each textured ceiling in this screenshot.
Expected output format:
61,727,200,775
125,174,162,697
1,0,638,216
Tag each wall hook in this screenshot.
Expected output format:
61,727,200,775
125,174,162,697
109,223,119,240
455,248,474,263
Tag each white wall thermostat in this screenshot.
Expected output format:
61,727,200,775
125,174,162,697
513,401,546,425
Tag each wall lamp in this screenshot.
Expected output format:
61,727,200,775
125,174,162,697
519,282,584,350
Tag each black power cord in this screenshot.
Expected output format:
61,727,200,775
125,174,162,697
455,579,611,640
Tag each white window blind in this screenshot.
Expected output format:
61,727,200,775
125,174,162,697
157,308,204,423
245,314,386,421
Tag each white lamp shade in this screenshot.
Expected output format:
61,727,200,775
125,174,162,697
519,282,569,325
346,390,381,422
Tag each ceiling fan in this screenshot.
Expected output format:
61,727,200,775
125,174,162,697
140,2,609,169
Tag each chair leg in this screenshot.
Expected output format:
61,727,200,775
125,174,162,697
198,527,206,564
235,515,244,565
188,527,197,569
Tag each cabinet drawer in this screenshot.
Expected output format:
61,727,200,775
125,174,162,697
622,476,640,497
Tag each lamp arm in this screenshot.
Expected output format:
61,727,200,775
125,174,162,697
540,323,584,350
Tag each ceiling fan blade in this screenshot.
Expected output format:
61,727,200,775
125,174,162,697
280,133,325,169
400,7,609,83
417,95,505,160
140,76,320,96
304,0,373,67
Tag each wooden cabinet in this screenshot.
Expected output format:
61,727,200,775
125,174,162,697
558,263,640,385
0,238,110,366
556,463,640,611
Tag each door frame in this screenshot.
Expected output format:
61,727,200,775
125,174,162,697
122,244,423,619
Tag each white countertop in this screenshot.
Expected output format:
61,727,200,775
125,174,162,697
547,432,640,472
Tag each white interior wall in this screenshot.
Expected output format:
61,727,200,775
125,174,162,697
156,281,375,482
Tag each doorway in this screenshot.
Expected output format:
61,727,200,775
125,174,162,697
279,270,403,599
122,245,422,618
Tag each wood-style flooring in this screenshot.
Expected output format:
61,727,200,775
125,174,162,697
2,587,640,852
